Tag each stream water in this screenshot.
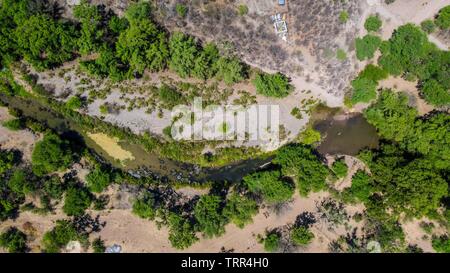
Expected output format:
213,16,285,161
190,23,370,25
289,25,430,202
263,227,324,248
0,94,272,183
1,95,379,183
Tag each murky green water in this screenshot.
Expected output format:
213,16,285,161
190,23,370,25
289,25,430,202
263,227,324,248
314,112,379,156
0,94,271,183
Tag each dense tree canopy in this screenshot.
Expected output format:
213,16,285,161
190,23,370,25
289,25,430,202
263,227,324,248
243,170,294,203
223,193,258,228
273,144,329,196
194,195,227,238
62,186,92,216
0,227,27,253
355,35,382,61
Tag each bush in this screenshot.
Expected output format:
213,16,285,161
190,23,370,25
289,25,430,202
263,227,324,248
86,167,112,193
291,226,314,246
66,96,83,110
223,194,258,228
215,57,245,85
264,233,280,252
31,133,74,176
158,84,183,108
42,220,79,253
167,212,198,249
238,5,249,16
63,187,92,216
0,227,27,253
42,175,65,200
175,4,187,17
432,236,450,253
8,169,36,195
132,192,157,220
365,15,382,32
253,72,292,98
339,11,349,23
421,20,436,34
92,237,106,253
331,158,348,178
351,77,377,104
0,149,14,174
345,170,373,204
336,49,347,61
299,128,321,145
355,35,382,61
436,5,450,29
2,118,25,131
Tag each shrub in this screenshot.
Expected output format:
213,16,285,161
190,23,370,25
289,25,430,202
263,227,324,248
223,194,258,228
238,5,249,16
299,128,321,145
132,192,157,220
355,35,382,61
92,237,106,253
331,158,348,178
436,5,450,29
66,96,83,110
42,220,79,253
421,20,436,33
0,227,27,253
253,73,292,98
31,133,74,176
339,11,349,23
264,233,280,252
2,118,25,131
420,79,450,107
291,226,314,246
86,167,112,193
365,15,382,32
432,236,450,253
336,49,347,61
175,4,187,17
351,76,377,104
63,187,92,216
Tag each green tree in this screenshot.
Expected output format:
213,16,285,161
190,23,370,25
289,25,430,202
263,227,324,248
299,128,321,145
0,227,27,253
364,90,417,142
331,158,348,178
432,236,450,253
8,169,36,195
214,57,245,85
0,149,14,174
253,72,293,98
31,133,74,176
42,175,65,200
15,14,76,69
132,192,157,220
116,18,168,74
291,226,314,246
194,195,227,238
223,194,258,228
365,15,382,32
345,170,374,204
86,167,112,193
92,237,106,253
63,187,92,216
192,43,220,79
42,220,79,253
73,1,104,55
264,233,280,252
243,170,294,203
351,76,377,104
169,32,198,78
355,35,382,61
167,212,198,249
435,5,450,29
420,79,450,107
339,11,349,23
420,19,436,33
